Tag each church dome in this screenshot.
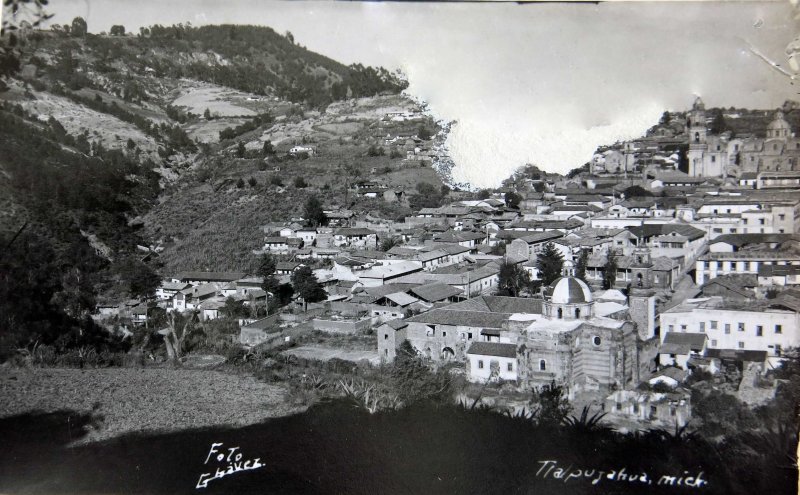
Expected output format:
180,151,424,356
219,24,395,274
547,276,593,304
767,110,791,132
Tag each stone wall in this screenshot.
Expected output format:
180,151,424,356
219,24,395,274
312,316,372,334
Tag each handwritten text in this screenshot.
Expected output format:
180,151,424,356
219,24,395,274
535,460,707,489
196,442,264,489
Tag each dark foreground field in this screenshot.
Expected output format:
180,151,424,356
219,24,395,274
0,398,795,495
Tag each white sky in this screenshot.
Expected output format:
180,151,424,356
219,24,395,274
42,1,800,186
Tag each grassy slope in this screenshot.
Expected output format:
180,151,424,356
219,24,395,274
145,97,445,274
6,32,442,277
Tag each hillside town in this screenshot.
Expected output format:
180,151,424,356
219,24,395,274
3,3,800,492
96,96,800,430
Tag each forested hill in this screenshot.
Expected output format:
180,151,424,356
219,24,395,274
37,23,407,108
0,103,162,357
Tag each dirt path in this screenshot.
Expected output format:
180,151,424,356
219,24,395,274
0,367,298,443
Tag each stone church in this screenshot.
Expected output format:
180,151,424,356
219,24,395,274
515,259,657,397
686,96,800,178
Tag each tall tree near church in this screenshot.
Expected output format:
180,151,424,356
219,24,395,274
575,249,589,283
535,242,564,287
603,249,618,290
497,261,535,297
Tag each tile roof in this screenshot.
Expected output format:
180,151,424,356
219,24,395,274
466,342,517,358
710,233,797,248
358,261,423,280
662,332,707,351
381,319,409,330
241,315,280,330
406,309,510,328
160,282,192,291
263,236,289,243
705,348,768,362
410,283,464,302
175,271,248,282
335,228,377,236
384,292,419,307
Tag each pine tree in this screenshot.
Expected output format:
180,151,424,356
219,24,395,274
603,250,618,290
257,253,280,312
535,242,564,286
303,195,327,227
497,261,534,297
291,266,326,311
575,249,589,283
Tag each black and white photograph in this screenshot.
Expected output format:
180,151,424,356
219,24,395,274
1,1,799,493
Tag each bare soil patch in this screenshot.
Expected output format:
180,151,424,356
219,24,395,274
0,367,297,443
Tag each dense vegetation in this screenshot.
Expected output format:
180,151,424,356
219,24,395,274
26,23,408,109
0,103,161,358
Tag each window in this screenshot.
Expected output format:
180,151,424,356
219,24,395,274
507,362,513,372
384,334,388,340
669,325,674,332
632,404,639,413
725,324,731,334
468,332,473,340
776,344,783,356
616,403,622,411
710,321,718,330
759,218,765,225
461,333,466,340
478,360,484,369
711,339,717,347
539,359,547,371
384,349,388,356
557,308,563,319
442,331,447,337
593,336,602,346
738,341,745,349
700,322,706,331
779,214,786,221
681,325,687,331
756,326,763,336
650,406,658,417
776,325,783,334
670,407,677,417
738,323,745,332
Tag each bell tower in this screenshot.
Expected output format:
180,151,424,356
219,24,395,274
687,96,708,177
628,246,656,340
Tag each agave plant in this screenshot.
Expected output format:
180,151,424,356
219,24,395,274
504,407,536,422
648,423,699,445
302,373,328,391
561,406,611,434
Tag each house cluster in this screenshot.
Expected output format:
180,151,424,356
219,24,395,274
373,254,709,427
105,100,799,431
590,96,800,187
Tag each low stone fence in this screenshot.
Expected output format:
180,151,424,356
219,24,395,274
312,316,372,334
